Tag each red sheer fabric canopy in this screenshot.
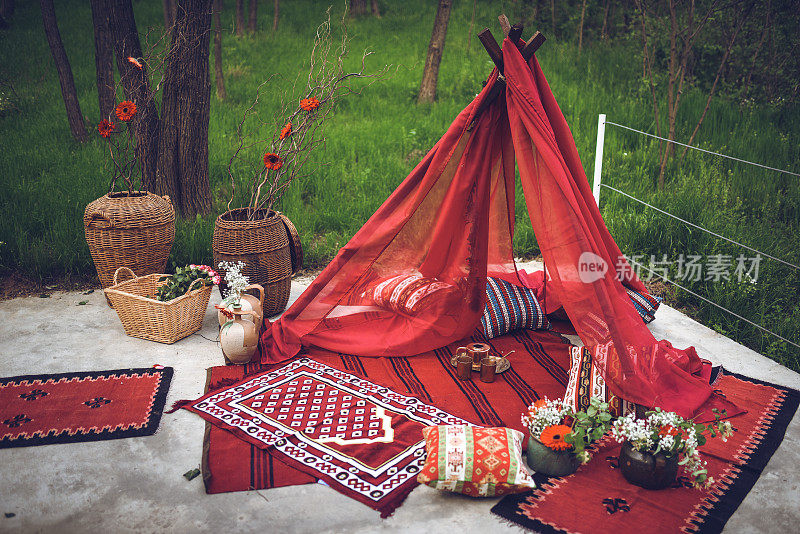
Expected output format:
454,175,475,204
261,39,734,420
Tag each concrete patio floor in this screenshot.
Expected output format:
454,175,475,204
1,271,798,533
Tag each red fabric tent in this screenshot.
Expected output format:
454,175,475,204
260,38,734,420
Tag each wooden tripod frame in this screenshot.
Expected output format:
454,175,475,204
468,15,546,131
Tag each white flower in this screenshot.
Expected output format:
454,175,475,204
218,261,249,304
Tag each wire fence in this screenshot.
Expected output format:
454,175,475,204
596,116,799,350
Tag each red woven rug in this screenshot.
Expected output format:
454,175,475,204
491,370,800,534
189,330,573,516
0,367,173,448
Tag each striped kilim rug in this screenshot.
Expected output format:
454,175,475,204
185,330,573,516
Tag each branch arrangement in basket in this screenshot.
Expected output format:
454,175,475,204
225,8,390,219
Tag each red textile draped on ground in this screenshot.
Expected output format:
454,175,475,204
260,38,735,420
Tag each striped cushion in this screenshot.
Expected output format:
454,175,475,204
361,273,456,316
563,346,637,418
480,277,549,339
626,287,662,323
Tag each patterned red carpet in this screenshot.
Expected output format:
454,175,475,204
0,367,173,448
187,330,573,516
491,370,800,534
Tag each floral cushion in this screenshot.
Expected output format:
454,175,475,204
479,277,549,339
626,287,662,324
417,425,535,497
361,272,457,316
563,346,637,418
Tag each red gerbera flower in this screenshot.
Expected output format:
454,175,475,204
115,100,137,121
97,119,116,138
658,425,687,440
540,424,574,451
300,97,319,111
127,56,143,69
263,152,283,170
280,122,292,140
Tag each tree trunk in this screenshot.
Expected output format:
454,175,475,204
107,0,161,192
248,0,257,33
417,0,452,104
371,0,380,18
162,0,173,28
40,0,88,143
577,0,587,53
272,0,278,32
235,0,244,36
213,0,226,100
1,0,15,18
156,0,213,217
601,0,610,41
90,0,115,121
350,0,367,16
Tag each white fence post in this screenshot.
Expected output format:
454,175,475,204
593,113,606,207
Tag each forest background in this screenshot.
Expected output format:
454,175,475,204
0,0,797,370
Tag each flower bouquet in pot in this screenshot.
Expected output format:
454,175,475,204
215,261,263,365
213,9,387,317
611,407,734,490
521,396,614,477
85,49,175,296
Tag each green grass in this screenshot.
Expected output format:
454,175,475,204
1,1,798,370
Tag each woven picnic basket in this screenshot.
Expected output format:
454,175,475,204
84,192,175,292
104,267,212,344
213,208,302,317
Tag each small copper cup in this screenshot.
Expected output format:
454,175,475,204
455,348,473,380
467,342,491,365
480,357,497,383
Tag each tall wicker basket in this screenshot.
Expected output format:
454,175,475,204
84,192,175,294
213,208,301,317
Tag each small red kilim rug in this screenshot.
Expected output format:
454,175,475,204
184,357,476,517
192,330,574,515
0,367,173,448
491,370,800,534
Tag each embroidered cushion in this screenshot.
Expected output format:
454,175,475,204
626,287,662,324
417,425,536,497
361,273,457,316
563,346,637,418
480,277,549,339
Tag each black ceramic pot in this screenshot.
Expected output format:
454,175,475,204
618,440,679,490
526,435,580,477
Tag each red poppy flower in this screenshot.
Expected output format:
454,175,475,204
540,424,574,451
263,152,283,170
97,119,116,138
300,97,320,111
115,100,137,121
128,56,143,69
280,122,292,140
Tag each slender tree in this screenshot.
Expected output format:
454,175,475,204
417,0,452,104
248,0,257,33
162,0,174,28
272,0,278,32
371,0,381,18
235,0,244,36
577,0,587,53
90,0,115,121
213,0,227,100
107,0,161,191
156,0,213,216
40,0,88,142
350,0,367,16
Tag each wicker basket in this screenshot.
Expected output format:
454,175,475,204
104,267,212,344
84,191,175,292
213,208,301,317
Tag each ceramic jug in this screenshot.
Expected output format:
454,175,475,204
217,284,265,329
219,309,259,365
